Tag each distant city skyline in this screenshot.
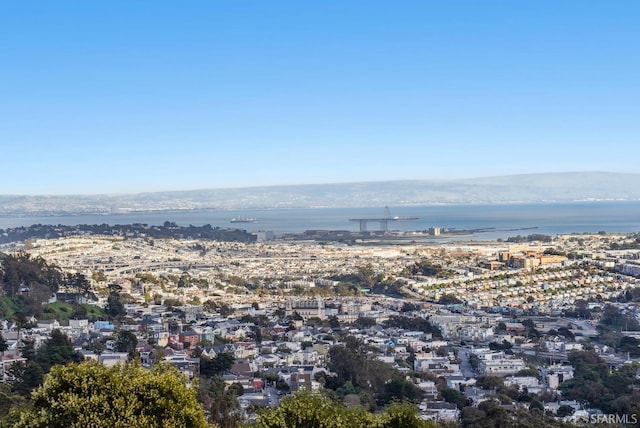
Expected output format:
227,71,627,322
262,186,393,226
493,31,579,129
2,1,639,195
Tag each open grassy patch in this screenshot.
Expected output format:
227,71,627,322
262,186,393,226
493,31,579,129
40,302,106,320
40,302,74,319
0,295,20,318
85,304,106,319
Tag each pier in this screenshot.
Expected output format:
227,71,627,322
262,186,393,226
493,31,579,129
349,206,419,232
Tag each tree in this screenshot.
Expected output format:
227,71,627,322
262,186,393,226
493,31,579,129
441,388,465,410
327,336,417,408
200,352,234,378
328,315,341,329
560,350,640,414
1,251,63,296
600,304,640,331
438,294,462,305
0,252,64,318
0,382,26,420
6,330,82,399
66,272,91,295
203,300,233,317
381,378,422,405
18,339,36,361
378,401,436,428
199,375,242,428
514,368,540,379
357,264,377,288
475,376,505,391
104,291,126,320
36,329,83,372
254,391,374,428
383,316,443,339
529,398,544,412
556,327,575,341
617,336,640,357
13,361,208,428
401,302,420,312
489,340,513,354
114,329,138,358
0,334,7,353
556,404,574,417
254,392,435,428
5,361,43,398
227,382,244,397
403,259,451,278
355,317,377,329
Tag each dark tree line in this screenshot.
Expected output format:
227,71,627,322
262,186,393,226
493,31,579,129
0,252,92,321
0,222,257,245
560,350,640,416
1,252,63,297
505,234,553,243
325,336,422,409
609,233,640,250
383,315,443,339
192,348,239,428
402,259,453,278
4,329,83,400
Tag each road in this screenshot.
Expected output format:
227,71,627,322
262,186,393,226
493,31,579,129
457,347,477,379
265,386,281,407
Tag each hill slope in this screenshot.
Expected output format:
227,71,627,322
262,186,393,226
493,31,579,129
1,172,638,215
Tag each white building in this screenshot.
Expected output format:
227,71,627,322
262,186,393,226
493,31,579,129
480,357,526,376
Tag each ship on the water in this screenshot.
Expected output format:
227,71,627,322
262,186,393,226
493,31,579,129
230,217,257,223
392,215,420,221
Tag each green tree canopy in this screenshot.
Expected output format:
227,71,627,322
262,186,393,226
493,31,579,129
600,304,640,331
13,361,208,428
556,404,575,417
0,334,7,353
36,329,83,373
200,352,234,378
105,291,126,320
441,387,465,410
328,337,393,398
0,383,25,419
114,329,138,358
65,272,91,295
252,392,435,428
560,351,640,415
1,251,63,296
0,251,65,319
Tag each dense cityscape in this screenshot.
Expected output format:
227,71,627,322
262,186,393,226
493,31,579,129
4,0,639,426
2,222,640,426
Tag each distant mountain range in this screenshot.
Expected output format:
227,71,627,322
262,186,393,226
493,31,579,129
1,172,639,216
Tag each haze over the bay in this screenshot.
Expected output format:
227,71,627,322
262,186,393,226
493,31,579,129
1,172,638,216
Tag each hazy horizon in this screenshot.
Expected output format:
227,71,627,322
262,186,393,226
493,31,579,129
0,170,636,198
1,172,639,216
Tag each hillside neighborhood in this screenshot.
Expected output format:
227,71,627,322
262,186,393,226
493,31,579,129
2,229,640,426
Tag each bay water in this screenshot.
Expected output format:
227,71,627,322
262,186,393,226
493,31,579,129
1,201,639,241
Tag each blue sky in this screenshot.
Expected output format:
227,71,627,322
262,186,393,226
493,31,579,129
2,1,639,195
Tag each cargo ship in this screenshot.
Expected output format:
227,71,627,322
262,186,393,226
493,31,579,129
230,217,257,223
